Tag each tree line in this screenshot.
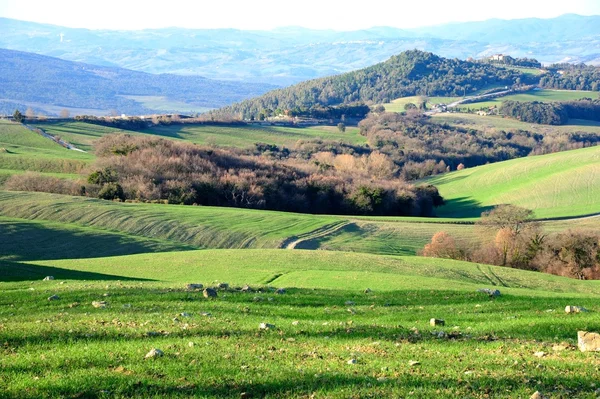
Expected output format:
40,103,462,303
500,99,600,125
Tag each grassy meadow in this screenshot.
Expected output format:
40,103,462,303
425,145,600,219
457,89,596,111
2,250,600,398
2,105,600,398
33,121,366,151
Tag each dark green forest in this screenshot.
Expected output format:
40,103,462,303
500,99,600,125
211,50,539,120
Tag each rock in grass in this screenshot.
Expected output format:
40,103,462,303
364,288,372,294
241,285,253,292
47,295,60,301
240,392,252,399
275,288,286,295
408,360,420,366
530,391,548,399
565,305,588,314
43,276,54,281
144,348,164,359
533,351,546,358
186,283,203,290
477,288,501,297
578,331,600,352
347,358,357,365
430,318,445,327
217,283,229,289
203,288,217,298
92,301,107,308
259,323,276,330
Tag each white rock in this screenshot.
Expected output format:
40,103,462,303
347,359,357,365
145,348,164,359
259,323,276,330
578,331,600,352
43,276,54,281
92,301,107,308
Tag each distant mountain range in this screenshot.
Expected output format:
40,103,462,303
1,14,600,86
0,49,274,116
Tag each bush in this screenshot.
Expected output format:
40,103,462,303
5,172,83,196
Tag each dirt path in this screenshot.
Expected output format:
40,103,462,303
23,124,86,153
281,221,350,249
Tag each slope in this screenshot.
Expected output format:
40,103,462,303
424,146,600,219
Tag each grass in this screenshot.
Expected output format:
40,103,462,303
33,121,367,152
0,216,194,262
141,124,367,148
0,121,92,179
0,191,339,250
382,96,459,113
1,249,600,398
424,146,600,219
432,113,600,136
458,89,597,111
33,122,127,152
0,190,596,261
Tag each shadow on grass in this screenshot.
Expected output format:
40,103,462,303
0,219,194,261
0,260,154,282
1,362,595,398
437,197,494,219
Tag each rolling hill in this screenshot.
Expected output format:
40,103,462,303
212,50,536,119
425,145,600,219
0,48,275,116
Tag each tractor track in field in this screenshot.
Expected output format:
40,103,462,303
280,221,351,250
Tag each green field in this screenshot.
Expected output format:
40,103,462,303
383,96,459,113
432,113,600,135
34,121,366,151
424,145,600,219
2,249,600,398
0,121,92,180
3,108,600,398
141,124,366,148
458,89,596,110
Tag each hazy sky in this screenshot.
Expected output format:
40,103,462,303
1,0,600,30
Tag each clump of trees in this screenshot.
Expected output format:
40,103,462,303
422,205,600,279
356,112,600,179
500,99,600,125
78,134,444,216
541,64,600,92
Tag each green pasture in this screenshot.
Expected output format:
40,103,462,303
458,89,596,111
425,145,600,219
141,124,366,148
1,249,600,398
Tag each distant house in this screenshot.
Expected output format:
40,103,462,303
490,54,506,62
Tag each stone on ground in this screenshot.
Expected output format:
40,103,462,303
203,288,218,298
430,318,445,327
145,348,164,359
578,331,600,352
43,276,54,281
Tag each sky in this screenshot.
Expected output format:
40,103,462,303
1,0,600,31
